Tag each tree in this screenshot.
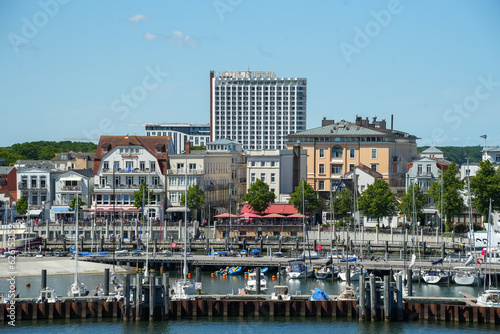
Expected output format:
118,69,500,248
399,183,427,223
429,162,465,228
69,196,86,215
288,180,321,215
332,187,354,217
241,179,276,214
15,195,28,216
470,160,500,217
133,182,154,209
358,179,397,227
180,184,206,219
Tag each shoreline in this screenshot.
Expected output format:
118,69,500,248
0,256,133,278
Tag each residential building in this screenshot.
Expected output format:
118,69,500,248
50,169,93,222
166,139,246,221
406,157,450,226
16,167,52,219
91,135,173,222
420,146,444,159
483,146,500,164
286,116,418,193
52,152,95,171
210,70,307,150
144,123,210,153
246,149,307,203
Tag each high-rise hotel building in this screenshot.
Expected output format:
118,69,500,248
210,70,307,151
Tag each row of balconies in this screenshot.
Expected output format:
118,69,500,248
18,182,47,190
101,168,156,174
94,184,164,189
167,169,205,175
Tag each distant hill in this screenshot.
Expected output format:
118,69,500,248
417,146,482,165
0,141,97,166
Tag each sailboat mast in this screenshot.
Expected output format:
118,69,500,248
486,199,492,290
74,190,79,290
302,180,305,255
467,158,473,252
183,158,188,280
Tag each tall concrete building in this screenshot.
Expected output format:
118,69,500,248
210,70,307,150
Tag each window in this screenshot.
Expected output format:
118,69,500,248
103,161,109,170
319,148,325,158
115,176,120,186
426,164,431,174
318,163,325,174
251,173,256,183
114,161,119,171
170,192,178,203
31,176,37,188
31,194,38,205
261,161,265,167
251,161,256,167
126,161,133,170
417,164,423,175
260,173,266,182
189,163,196,172
140,161,145,171
271,161,276,167
150,162,156,172
371,149,377,159
349,164,355,171
371,163,378,171
318,180,325,190
331,164,343,174
360,185,366,192
100,176,106,187
40,176,46,188
350,148,355,159
332,145,342,158
271,173,276,183
126,176,133,185
169,178,177,186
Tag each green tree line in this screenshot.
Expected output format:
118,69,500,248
0,141,97,165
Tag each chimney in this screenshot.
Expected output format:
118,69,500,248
391,114,394,130
184,141,191,155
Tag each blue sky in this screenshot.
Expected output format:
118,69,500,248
1,0,499,148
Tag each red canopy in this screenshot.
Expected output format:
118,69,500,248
287,213,305,218
263,213,285,218
239,212,262,218
240,204,299,215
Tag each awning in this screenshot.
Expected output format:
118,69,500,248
166,206,190,212
51,206,71,213
29,209,42,216
60,176,83,181
423,209,437,214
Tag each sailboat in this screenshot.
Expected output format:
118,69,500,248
476,199,500,307
68,191,89,297
394,254,421,282
170,159,196,300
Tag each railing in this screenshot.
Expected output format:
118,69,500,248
61,186,82,191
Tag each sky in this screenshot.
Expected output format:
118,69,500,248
1,0,500,148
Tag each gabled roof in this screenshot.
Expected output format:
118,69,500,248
93,135,172,174
209,138,241,145
354,164,383,179
0,166,14,175
421,146,443,154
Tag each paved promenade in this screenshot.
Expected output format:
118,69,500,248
0,256,132,278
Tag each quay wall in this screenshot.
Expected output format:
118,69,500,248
2,299,499,324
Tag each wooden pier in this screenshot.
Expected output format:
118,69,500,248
2,297,499,323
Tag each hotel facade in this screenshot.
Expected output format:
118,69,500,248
210,70,307,151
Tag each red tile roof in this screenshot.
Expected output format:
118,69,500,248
241,204,299,215
93,135,172,174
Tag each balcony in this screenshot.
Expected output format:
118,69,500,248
61,186,82,192
167,169,205,175
18,182,47,191
102,168,153,174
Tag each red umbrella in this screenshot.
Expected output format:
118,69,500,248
238,212,262,218
264,213,285,218
213,213,239,218
287,213,305,218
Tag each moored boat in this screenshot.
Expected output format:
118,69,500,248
244,272,268,293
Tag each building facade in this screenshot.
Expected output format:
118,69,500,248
91,135,173,222
246,149,307,203
52,152,95,171
286,116,418,193
210,70,307,150
144,123,210,154
50,169,92,222
16,167,52,219
166,139,247,221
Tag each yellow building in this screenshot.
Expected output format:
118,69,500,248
286,116,418,193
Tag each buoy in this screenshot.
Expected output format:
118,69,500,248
223,273,227,278
26,282,31,287
272,275,275,280
245,273,248,278
211,273,214,277
188,273,191,278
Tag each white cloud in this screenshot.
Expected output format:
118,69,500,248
128,14,148,24
168,29,197,48
144,32,158,41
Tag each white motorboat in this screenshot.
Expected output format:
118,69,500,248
476,289,500,307
170,279,197,301
244,272,268,293
453,266,483,286
270,285,291,301
286,260,314,279
37,287,59,303
338,265,367,282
